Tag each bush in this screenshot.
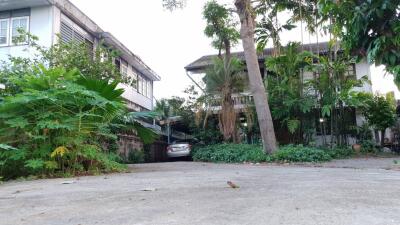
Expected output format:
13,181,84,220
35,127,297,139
324,147,354,159
124,150,145,164
360,140,379,153
0,66,128,180
192,143,268,163
191,144,356,164
272,145,332,163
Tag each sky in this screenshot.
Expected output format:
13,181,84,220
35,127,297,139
69,0,400,100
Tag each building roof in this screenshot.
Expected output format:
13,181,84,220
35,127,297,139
185,42,333,73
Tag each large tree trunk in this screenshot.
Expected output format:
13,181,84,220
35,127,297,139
381,129,386,147
219,92,238,143
234,0,278,153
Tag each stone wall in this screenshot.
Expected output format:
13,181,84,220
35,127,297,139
117,134,144,158
117,135,168,162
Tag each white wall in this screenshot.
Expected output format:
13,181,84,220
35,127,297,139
0,6,54,62
118,83,153,111
354,60,373,93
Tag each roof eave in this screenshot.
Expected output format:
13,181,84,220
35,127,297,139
100,32,161,81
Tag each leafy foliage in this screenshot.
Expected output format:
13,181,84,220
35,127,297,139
361,94,396,146
203,1,240,55
0,33,157,180
124,150,145,164
266,42,315,139
192,143,353,164
0,31,133,97
362,95,396,132
272,145,332,162
204,57,246,142
192,143,269,163
0,66,128,180
318,0,400,86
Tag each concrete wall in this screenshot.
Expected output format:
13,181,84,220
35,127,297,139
118,83,153,111
0,6,54,61
354,59,373,93
117,134,144,159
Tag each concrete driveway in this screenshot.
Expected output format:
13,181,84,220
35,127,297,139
1,157,400,225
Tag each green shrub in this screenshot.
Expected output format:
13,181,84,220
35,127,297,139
272,145,332,163
0,66,128,180
360,140,379,153
192,143,268,163
325,147,354,159
125,150,145,164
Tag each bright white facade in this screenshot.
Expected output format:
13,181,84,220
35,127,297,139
0,0,160,111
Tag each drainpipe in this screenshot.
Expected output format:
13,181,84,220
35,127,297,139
167,122,171,144
185,71,205,93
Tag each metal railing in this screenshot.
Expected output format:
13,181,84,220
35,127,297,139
208,93,254,111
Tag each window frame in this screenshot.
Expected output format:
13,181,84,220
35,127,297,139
131,67,138,90
147,80,152,98
10,16,29,46
0,18,9,47
120,60,128,77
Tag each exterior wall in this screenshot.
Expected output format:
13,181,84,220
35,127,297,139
117,134,144,158
314,135,357,147
0,6,54,61
118,83,153,111
354,59,373,93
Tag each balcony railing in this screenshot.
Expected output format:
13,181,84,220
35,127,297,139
208,93,254,112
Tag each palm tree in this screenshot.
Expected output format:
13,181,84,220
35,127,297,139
204,56,246,142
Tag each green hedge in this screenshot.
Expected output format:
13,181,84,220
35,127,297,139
192,144,354,163
192,144,269,163
271,145,332,162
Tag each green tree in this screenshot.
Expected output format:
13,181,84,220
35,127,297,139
266,42,315,142
203,1,245,143
204,57,246,142
203,0,240,57
362,95,396,146
318,0,400,86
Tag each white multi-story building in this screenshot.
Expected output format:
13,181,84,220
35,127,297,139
0,0,160,111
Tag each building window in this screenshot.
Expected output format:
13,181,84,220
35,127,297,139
143,78,147,98
0,19,9,46
346,64,357,80
0,8,30,47
11,17,29,44
60,21,93,52
135,74,152,98
138,76,143,95
131,68,138,90
147,81,152,98
121,60,128,78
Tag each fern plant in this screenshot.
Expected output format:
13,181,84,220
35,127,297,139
0,65,133,179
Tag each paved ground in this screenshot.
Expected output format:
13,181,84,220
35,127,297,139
1,157,400,225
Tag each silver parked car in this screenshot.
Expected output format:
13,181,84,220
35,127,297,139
166,141,192,158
